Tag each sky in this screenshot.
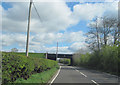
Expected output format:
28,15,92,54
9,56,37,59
1,0,118,54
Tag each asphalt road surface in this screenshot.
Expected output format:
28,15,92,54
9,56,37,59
52,64,119,85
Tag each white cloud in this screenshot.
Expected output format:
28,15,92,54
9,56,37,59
104,0,119,2
2,30,87,53
2,1,77,33
87,17,104,28
2,2,118,33
79,0,119,3
2,33,27,47
2,1,118,33
46,46,72,54
0,5,2,27
3,18,27,32
68,42,88,51
32,31,86,45
64,31,86,43
73,2,118,21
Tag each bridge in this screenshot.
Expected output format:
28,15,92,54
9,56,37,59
46,53,73,65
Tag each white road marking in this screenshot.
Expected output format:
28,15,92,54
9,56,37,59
91,80,99,85
74,68,87,77
75,69,79,72
49,66,61,85
80,72,87,77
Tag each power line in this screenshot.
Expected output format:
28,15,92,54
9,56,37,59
33,2,42,22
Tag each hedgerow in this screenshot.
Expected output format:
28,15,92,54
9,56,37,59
2,52,59,84
73,45,119,75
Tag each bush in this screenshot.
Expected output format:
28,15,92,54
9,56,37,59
2,52,58,84
100,45,118,73
73,45,119,75
59,58,70,65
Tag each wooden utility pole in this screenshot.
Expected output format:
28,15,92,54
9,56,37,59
56,42,58,60
26,0,32,57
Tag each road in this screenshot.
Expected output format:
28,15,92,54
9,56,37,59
52,64,119,85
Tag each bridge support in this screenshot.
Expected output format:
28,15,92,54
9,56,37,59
46,52,48,59
70,58,73,66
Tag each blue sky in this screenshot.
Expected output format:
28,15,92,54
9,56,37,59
66,2,80,11
2,2,13,10
1,1,118,53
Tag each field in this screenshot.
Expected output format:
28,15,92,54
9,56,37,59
2,52,46,58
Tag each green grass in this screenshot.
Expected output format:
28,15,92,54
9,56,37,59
16,52,46,58
14,67,58,84
3,52,46,58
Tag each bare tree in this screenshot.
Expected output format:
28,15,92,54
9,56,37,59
117,21,120,45
11,48,18,52
86,16,119,51
112,19,119,45
100,16,117,45
86,17,101,51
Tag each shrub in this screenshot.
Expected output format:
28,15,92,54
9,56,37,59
2,52,58,84
59,58,70,65
73,45,119,75
100,45,118,72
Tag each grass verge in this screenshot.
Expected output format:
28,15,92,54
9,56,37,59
14,67,59,84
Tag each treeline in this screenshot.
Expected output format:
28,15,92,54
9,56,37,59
2,52,59,84
86,16,119,50
73,45,119,75
73,16,120,76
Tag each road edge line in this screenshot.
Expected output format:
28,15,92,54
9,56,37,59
80,72,87,77
91,80,99,85
75,69,79,72
49,66,61,85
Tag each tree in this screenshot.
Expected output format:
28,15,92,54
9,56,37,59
86,16,119,51
100,16,117,46
11,48,18,52
86,17,101,51
111,19,119,45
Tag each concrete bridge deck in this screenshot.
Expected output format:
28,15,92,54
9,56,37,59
46,53,73,65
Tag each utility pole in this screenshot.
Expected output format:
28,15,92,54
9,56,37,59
46,51,48,59
26,0,32,57
56,42,58,61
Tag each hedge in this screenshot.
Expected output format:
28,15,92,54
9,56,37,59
2,52,59,84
